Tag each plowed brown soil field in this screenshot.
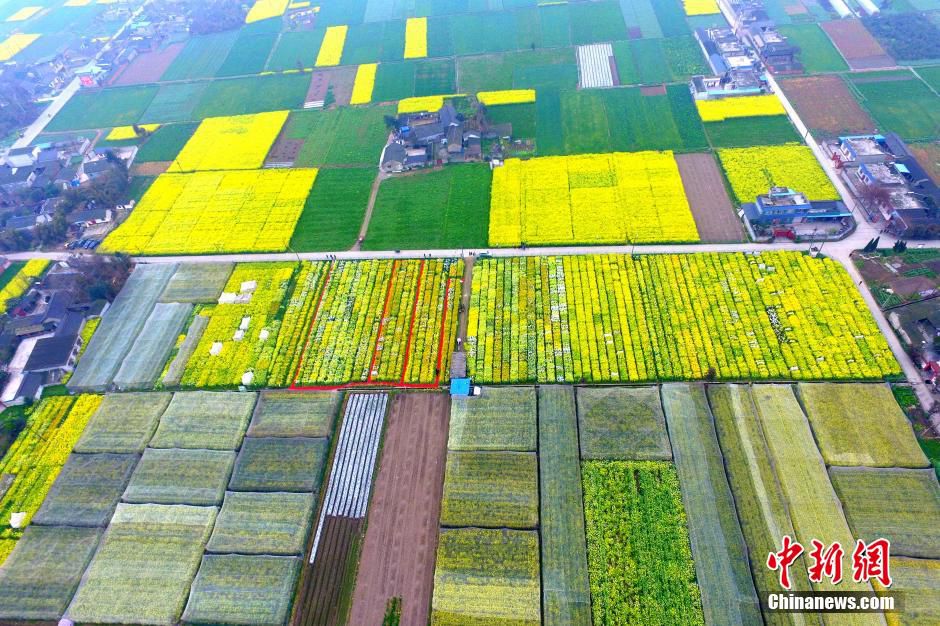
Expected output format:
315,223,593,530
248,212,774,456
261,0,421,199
780,75,876,137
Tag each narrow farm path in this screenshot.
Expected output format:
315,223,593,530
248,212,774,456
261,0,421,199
455,255,475,349
351,171,388,252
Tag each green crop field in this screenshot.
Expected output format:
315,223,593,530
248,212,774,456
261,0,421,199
485,102,537,138
848,71,940,142
74,392,172,454
0,526,102,621
183,555,302,626
290,168,374,252
363,165,492,251
448,386,537,451
139,83,210,124
149,391,256,451
266,29,327,71
576,386,672,460
661,384,762,625
134,123,200,163
342,20,406,64
777,24,849,73
431,528,541,625
161,31,238,81
45,85,159,132
246,390,339,438
191,73,310,120
569,1,628,44
159,263,234,304
830,467,940,559
582,460,704,625
538,387,591,626
33,453,138,527
441,450,538,528
457,48,577,94
207,491,316,556
286,106,393,167
881,558,940,624
216,31,278,77
123,448,235,506
228,437,329,492
799,383,929,468
708,384,818,626
704,115,801,148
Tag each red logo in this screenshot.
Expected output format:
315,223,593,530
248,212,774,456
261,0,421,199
767,535,804,590
852,539,892,587
767,537,892,588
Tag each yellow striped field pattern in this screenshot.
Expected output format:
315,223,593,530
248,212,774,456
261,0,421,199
315,25,348,67
350,63,378,105
245,0,289,23
170,111,288,172
489,152,700,246
695,94,786,122
0,34,39,61
404,17,428,58
101,169,318,255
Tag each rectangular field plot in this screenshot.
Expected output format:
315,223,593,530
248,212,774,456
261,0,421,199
456,48,577,94
718,143,837,203
753,385,882,607
293,258,462,386
440,450,538,529
704,115,801,148
466,253,901,383
33,453,138,527
66,504,217,625
229,437,329,492
135,122,200,162
46,85,159,132
282,105,393,168
847,71,940,143
448,386,536,451
101,169,317,255
192,73,311,121
878,558,940,624
675,152,743,243
159,263,234,303
577,43,614,88
431,528,541,626
140,83,210,125
538,387,591,626
582,460,704,625
207,491,315,556
74,392,171,454
68,264,176,391
830,467,940,559
661,384,761,625
161,31,238,81
289,167,373,252
777,23,848,73
799,383,929,468
576,386,671,460
170,111,288,172
182,554,302,626
779,75,876,138
0,526,102,621
113,302,192,390
708,384,818,622
150,391,256,450
123,448,235,506
247,390,339,438
489,152,699,247
181,262,298,388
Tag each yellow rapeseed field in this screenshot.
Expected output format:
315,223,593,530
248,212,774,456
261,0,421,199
718,144,839,203
316,25,347,67
245,0,289,23
106,124,160,141
489,152,700,246
397,94,464,114
0,34,39,61
169,111,288,172
695,94,786,122
5,6,40,21
404,17,428,58
101,169,318,255
478,90,536,106
683,0,719,14
350,63,378,105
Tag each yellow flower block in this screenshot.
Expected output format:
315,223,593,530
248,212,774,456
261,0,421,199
350,63,378,105
683,0,720,15
106,124,160,141
316,25,347,67
404,17,428,59
489,151,699,246
5,6,41,22
397,94,463,114
478,89,536,106
0,34,39,61
170,111,288,172
102,168,318,255
0,259,49,314
718,143,838,203
245,0,289,23
696,94,786,122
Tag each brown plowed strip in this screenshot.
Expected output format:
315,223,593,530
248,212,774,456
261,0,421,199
294,516,362,626
820,19,894,69
348,393,450,626
675,153,744,243
113,43,185,86
780,75,875,137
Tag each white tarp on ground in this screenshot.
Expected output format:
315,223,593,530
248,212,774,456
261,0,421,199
577,43,615,89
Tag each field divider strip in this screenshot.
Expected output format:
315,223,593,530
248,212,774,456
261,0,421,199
433,277,454,385
399,259,427,383
366,260,399,383
290,261,335,389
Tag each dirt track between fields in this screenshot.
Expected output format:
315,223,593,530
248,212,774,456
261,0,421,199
675,153,744,243
348,392,450,626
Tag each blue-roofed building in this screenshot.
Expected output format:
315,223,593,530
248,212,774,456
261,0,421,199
742,187,852,227
450,378,471,397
